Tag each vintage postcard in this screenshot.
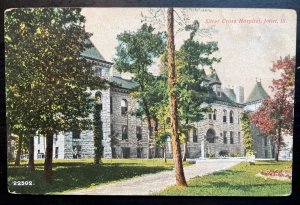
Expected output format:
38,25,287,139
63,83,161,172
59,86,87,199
5,8,295,195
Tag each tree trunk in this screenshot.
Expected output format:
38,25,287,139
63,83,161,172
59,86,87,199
163,145,167,163
182,141,187,162
44,132,54,183
275,125,282,161
28,136,35,171
143,99,152,159
15,134,23,166
167,7,187,187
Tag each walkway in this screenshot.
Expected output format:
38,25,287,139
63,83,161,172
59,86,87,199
63,158,243,195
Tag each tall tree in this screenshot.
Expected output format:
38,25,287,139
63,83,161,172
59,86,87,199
5,8,107,182
114,23,166,158
167,8,187,186
251,55,295,161
176,21,220,161
93,92,103,164
241,111,255,162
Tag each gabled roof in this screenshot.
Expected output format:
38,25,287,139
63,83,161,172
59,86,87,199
245,81,270,104
81,39,106,62
110,76,138,90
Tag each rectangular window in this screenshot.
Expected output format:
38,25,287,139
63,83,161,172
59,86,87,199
208,113,212,120
38,136,40,144
238,132,241,143
122,147,130,158
137,147,143,158
223,131,227,144
122,125,128,140
136,126,142,141
264,136,268,146
192,129,197,142
230,131,234,144
223,116,227,123
110,97,113,114
55,147,59,159
72,128,81,139
111,124,114,135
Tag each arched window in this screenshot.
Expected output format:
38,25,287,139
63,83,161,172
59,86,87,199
213,109,217,120
206,128,216,143
223,110,227,123
121,99,128,115
95,91,102,103
230,111,234,123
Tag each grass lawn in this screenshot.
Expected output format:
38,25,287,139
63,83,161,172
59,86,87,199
158,161,292,196
8,158,191,194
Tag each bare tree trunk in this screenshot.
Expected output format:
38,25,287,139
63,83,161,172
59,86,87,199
142,99,152,159
28,136,35,171
15,134,23,166
167,7,187,187
275,124,282,162
44,132,54,183
163,145,167,163
182,141,187,162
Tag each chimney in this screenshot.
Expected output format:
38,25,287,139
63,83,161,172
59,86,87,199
234,86,244,104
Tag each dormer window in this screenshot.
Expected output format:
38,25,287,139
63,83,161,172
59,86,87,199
93,66,102,77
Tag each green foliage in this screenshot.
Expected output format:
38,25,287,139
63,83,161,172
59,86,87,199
93,102,103,164
241,111,255,156
158,161,292,196
5,8,107,137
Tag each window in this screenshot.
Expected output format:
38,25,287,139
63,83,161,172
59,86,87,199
122,147,130,158
192,128,197,142
230,131,234,144
264,136,268,146
223,131,227,144
72,128,81,139
122,125,128,140
110,97,113,114
217,91,221,97
213,109,217,120
110,124,114,134
237,112,240,124
238,132,241,143
93,66,102,77
208,113,212,120
38,136,40,144
206,129,216,143
136,126,142,141
72,145,81,159
137,147,143,158
230,111,234,123
55,147,59,159
121,99,128,115
223,110,227,123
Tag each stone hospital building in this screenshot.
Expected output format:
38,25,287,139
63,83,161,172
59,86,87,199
33,43,276,160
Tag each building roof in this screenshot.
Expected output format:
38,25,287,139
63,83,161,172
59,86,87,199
223,88,236,102
110,76,138,90
245,81,270,104
206,88,242,107
207,73,221,85
81,39,106,62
